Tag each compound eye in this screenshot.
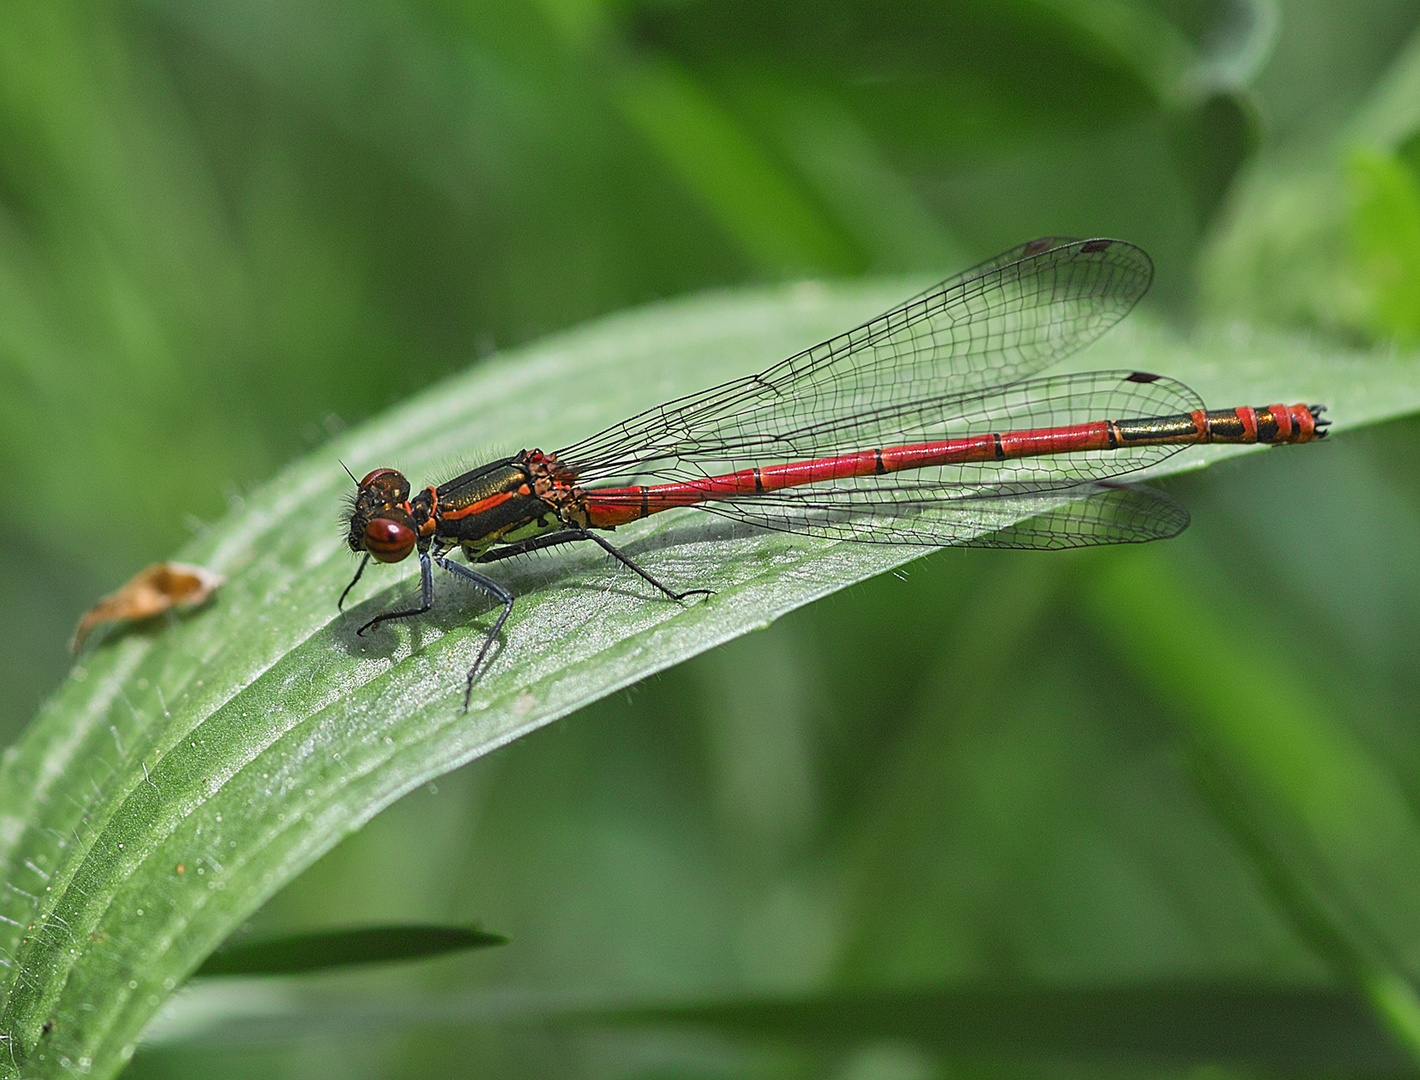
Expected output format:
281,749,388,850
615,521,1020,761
363,518,416,563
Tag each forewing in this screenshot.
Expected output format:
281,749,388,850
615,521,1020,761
558,238,1154,482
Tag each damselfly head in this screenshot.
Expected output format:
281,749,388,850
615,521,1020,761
346,468,417,562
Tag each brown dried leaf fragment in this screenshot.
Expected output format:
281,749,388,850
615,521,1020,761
71,563,224,653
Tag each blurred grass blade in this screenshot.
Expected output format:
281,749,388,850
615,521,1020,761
144,979,1407,1073
614,59,860,276
1167,91,1260,226
1,278,1418,1079
1199,20,1420,336
1346,21,1420,148
194,924,506,978
590,982,1406,1071
1350,148,1420,343
1087,548,1420,1063
1030,0,1195,104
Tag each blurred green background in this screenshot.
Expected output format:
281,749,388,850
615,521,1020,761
4,0,1420,1076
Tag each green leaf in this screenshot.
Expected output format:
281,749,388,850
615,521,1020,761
193,924,506,978
1,275,1418,1078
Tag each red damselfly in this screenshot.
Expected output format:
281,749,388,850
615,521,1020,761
341,237,1327,705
